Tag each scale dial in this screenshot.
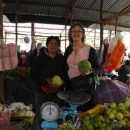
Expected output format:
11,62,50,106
40,102,60,121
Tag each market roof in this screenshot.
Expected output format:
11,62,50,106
2,0,130,29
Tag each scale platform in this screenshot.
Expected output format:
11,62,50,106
57,91,91,105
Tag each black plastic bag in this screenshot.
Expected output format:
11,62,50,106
4,79,36,106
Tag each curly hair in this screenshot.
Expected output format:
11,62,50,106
68,22,86,43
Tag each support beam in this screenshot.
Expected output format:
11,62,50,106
64,0,79,22
31,22,35,51
60,26,66,36
0,0,4,104
99,0,104,77
107,4,130,23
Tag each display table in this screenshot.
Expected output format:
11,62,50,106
0,125,18,130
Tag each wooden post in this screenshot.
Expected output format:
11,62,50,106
115,18,118,35
65,26,66,49
94,29,96,48
99,0,104,77
31,22,35,52
0,0,4,104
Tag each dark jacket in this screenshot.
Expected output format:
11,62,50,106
64,44,100,91
117,65,130,83
30,49,66,93
29,47,45,68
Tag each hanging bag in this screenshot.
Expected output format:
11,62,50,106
0,42,18,71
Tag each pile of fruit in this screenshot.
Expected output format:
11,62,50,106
106,99,130,127
82,113,116,130
56,125,75,130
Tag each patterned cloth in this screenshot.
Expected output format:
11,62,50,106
92,77,130,104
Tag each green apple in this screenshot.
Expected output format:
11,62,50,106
119,120,126,126
100,128,105,130
116,112,124,120
117,104,126,112
112,109,118,114
86,124,93,130
110,102,117,109
90,113,96,119
108,112,115,120
126,121,130,126
104,117,110,124
105,125,112,130
110,123,116,129
118,103,124,105
113,119,118,122
99,122,106,128
107,107,112,112
97,115,105,122
106,110,111,116
126,99,130,104
84,115,90,120
83,120,91,125
82,125,87,130
123,101,130,109
124,110,130,117
93,122,99,129
124,117,129,122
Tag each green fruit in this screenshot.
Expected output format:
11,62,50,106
52,75,62,86
78,60,91,73
110,123,116,129
90,113,96,119
100,128,105,130
105,125,112,130
97,115,104,122
126,121,130,126
119,120,126,126
84,115,90,120
86,124,93,130
82,125,87,130
117,104,126,112
104,117,110,124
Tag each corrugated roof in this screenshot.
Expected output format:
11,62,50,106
2,0,130,37
2,0,130,26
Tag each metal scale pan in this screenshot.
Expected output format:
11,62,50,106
57,91,91,105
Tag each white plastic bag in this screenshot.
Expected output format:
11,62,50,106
107,33,122,54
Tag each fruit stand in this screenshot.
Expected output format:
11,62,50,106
55,100,130,130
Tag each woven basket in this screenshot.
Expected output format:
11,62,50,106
11,110,33,118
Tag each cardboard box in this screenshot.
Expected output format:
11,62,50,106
0,125,18,130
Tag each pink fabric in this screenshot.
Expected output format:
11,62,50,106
67,44,90,79
0,43,18,71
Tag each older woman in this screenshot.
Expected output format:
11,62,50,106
64,22,100,111
30,36,66,130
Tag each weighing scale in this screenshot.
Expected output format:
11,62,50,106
40,91,91,130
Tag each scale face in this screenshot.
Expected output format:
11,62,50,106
40,102,60,122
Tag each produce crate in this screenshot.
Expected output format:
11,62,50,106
0,125,18,130
120,126,130,130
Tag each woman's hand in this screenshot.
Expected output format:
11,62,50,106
46,78,56,88
81,68,92,76
46,78,64,88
